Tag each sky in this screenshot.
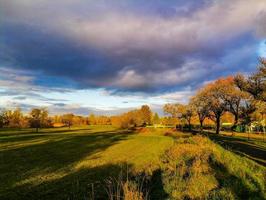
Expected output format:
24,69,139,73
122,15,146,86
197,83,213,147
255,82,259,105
0,0,266,115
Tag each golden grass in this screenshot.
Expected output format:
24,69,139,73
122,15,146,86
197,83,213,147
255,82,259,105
160,136,266,199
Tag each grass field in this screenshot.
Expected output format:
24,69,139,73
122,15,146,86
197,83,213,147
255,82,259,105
0,126,265,199
0,126,173,199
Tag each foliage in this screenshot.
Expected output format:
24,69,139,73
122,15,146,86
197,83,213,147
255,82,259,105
234,58,266,102
29,108,50,132
161,59,266,133
61,113,74,128
163,103,194,130
0,108,28,128
139,105,152,126
111,105,153,129
190,91,210,131
152,112,160,124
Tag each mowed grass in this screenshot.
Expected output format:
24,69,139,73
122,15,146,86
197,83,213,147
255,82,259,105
0,126,173,200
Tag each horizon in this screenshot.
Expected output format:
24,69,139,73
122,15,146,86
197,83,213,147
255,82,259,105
1,0,266,115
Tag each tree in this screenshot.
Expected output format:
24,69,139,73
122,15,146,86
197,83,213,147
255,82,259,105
164,103,193,131
152,113,160,124
234,59,266,127
0,109,5,128
201,79,228,134
239,100,256,125
9,108,23,128
88,114,96,125
29,108,49,132
179,104,194,131
62,113,74,129
216,76,248,128
234,58,266,102
163,103,179,118
190,91,210,132
139,105,152,126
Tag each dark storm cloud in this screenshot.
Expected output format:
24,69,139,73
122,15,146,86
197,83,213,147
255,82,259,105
1,0,266,94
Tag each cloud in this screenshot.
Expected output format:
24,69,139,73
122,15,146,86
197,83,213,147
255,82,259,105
0,0,266,95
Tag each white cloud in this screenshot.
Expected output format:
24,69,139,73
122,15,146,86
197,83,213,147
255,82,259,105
57,0,266,53
3,0,266,52
112,59,209,89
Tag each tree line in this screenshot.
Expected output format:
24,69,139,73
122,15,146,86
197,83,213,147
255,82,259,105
0,105,157,131
164,58,266,134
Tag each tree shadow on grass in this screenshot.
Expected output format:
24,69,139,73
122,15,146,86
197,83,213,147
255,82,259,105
0,128,123,144
210,159,265,199
0,127,93,138
207,133,266,166
148,169,169,200
1,163,135,200
0,129,134,199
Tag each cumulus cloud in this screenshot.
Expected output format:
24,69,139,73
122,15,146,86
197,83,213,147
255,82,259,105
0,0,266,94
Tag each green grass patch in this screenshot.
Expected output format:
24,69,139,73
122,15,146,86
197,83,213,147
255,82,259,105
1,126,265,199
0,126,173,199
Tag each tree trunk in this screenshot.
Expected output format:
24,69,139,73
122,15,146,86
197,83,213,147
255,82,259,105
36,127,39,133
188,119,191,131
230,113,238,133
234,114,238,126
216,116,221,134
200,120,203,133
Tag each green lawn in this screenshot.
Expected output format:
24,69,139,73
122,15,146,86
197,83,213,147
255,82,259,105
0,126,173,200
1,126,265,200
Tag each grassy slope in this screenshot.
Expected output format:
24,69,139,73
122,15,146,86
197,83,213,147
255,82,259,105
0,126,173,199
159,136,266,200
0,126,265,200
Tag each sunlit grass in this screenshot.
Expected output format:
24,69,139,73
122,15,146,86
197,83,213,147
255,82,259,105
160,136,266,199
0,126,265,199
0,126,173,199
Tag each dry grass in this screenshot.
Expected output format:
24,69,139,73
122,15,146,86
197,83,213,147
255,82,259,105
160,136,266,199
103,171,148,200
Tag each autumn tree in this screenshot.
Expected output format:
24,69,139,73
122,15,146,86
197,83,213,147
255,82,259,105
88,114,96,125
110,105,152,129
9,108,24,128
164,103,193,130
139,105,152,126
200,79,228,134
0,109,5,128
190,91,210,132
62,113,74,129
163,103,179,118
2,110,12,127
216,76,249,128
29,108,49,132
234,59,266,127
152,112,160,124
180,104,194,131
234,58,266,102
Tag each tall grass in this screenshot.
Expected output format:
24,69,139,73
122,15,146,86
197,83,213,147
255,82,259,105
88,169,149,200
160,136,266,199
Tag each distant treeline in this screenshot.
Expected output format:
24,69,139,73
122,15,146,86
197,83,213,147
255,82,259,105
0,105,156,131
